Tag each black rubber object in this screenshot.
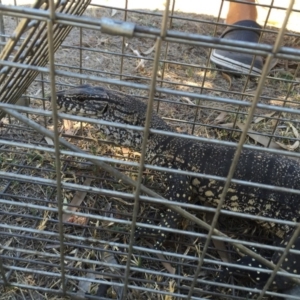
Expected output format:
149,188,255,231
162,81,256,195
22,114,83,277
210,20,263,76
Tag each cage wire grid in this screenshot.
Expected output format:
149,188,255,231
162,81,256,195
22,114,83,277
0,0,300,299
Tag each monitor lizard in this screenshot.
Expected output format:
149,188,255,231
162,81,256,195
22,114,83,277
53,84,300,292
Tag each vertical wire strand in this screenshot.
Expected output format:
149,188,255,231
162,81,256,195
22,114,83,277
80,26,83,85
191,0,225,135
121,1,171,298
0,255,8,286
0,0,5,53
119,0,128,86
231,0,275,139
155,0,175,113
266,62,300,148
47,0,66,294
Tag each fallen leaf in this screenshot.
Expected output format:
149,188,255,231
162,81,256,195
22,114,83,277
219,122,234,128
135,59,145,71
104,202,112,217
157,251,176,274
288,122,299,138
268,58,279,72
141,43,156,56
276,123,300,151
220,122,300,160
44,137,54,145
0,238,13,253
63,119,77,135
214,111,228,124
62,197,69,211
63,178,93,222
221,72,232,90
275,122,299,151
276,141,300,151
235,122,281,149
99,248,124,298
77,270,95,297
253,111,276,124
129,46,145,71
181,97,195,105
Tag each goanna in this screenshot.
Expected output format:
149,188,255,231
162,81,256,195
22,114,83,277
53,84,300,292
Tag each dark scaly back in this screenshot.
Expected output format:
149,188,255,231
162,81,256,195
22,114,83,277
161,136,300,202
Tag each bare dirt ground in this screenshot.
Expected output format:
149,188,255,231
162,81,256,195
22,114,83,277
1,3,300,299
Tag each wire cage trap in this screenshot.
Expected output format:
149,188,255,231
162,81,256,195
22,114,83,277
0,0,300,299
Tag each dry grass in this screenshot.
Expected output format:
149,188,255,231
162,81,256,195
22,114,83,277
0,3,300,300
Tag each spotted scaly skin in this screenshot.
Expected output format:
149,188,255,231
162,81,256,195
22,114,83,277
54,85,300,291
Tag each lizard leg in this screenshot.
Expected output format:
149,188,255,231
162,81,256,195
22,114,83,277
153,174,193,250
135,173,193,250
217,231,300,294
268,231,300,291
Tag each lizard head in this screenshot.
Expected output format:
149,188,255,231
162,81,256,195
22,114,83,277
53,85,149,148
55,85,140,123
53,84,172,148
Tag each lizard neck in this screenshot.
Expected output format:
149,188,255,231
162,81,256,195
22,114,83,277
99,108,174,153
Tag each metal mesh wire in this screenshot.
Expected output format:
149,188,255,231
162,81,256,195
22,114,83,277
0,0,300,299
